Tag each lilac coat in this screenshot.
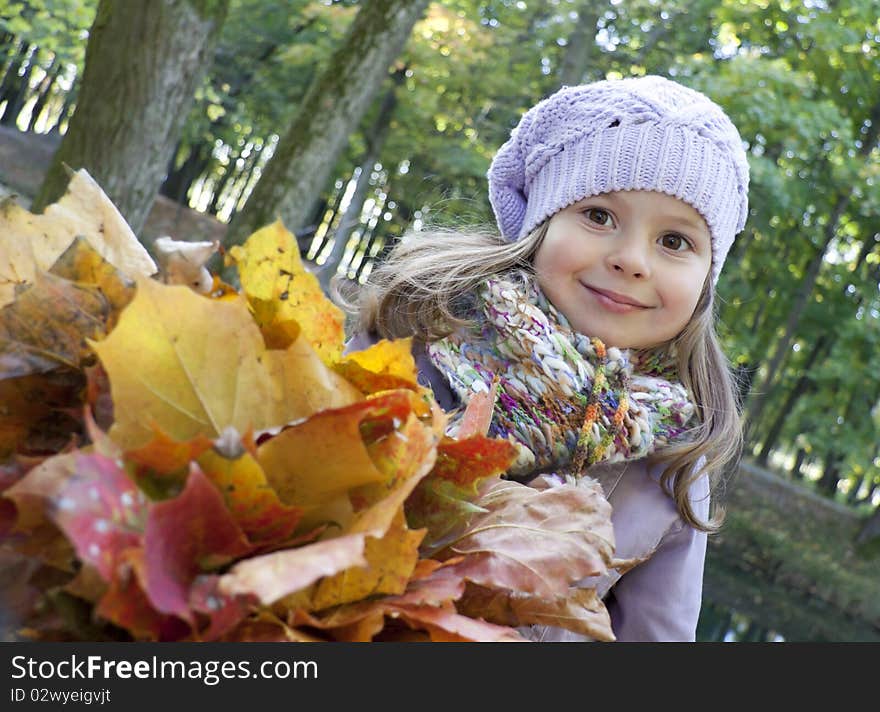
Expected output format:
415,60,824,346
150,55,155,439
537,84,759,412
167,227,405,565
344,331,710,642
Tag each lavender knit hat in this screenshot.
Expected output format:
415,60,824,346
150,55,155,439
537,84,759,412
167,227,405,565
487,76,750,284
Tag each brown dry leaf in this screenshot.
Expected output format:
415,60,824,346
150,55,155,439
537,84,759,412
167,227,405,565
217,533,368,605
3,452,78,569
220,611,326,642
4,451,78,532
0,169,156,307
226,221,345,365
0,369,84,460
389,604,527,642
1,271,109,378
90,277,361,450
49,237,136,321
294,593,525,642
310,510,425,610
458,584,614,642
63,564,108,604
442,477,615,599
0,240,134,460
287,559,477,642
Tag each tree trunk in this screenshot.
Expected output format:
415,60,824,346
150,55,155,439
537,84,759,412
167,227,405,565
225,141,265,221
744,194,847,432
0,31,15,68
306,174,354,261
297,195,328,253
25,56,60,132
161,142,215,206
224,0,430,252
557,4,601,86
817,451,842,498
32,0,229,236
790,447,807,481
816,389,857,497
207,143,244,215
755,334,829,466
47,76,77,134
317,69,405,292
0,41,29,112
0,43,35,127
855,480,878,506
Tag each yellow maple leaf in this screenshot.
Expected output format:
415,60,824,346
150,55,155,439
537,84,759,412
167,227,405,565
333,337,422,396
0,169,156,307
257,391,411,512
226,221,345,365
310,509,425,610
258,390,437,518
90,277,361,450
196,449,302,545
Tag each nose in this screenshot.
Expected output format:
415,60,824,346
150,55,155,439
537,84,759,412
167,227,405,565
605,234,652,279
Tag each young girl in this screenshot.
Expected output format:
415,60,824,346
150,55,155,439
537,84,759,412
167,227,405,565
343,75,749,642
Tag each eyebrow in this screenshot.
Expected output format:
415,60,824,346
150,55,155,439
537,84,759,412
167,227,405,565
665,215,710,235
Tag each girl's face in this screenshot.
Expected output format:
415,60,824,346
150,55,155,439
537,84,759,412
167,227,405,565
533,190,712,349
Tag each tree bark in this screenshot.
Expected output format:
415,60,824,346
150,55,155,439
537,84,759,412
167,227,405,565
224,0,430,252
162,142,215,206
317,69,405,292
755,334,830,466
226,141,265,222
31,0,229,236
47,76,77,135
25,56,60,132
744,195,847,433
207,143,244,215
557,4,601,86
0,41,28,108
0,43,35,127
790,447,807,480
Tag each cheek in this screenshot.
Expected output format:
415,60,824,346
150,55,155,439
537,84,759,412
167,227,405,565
534,232,579,275
664,280,705,328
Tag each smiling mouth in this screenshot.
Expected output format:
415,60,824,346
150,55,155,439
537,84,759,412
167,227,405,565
581,284,652,311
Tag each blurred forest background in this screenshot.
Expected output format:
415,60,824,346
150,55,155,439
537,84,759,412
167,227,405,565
0,0,877,641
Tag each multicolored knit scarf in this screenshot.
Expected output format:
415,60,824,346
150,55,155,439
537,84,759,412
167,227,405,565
426,273,697,480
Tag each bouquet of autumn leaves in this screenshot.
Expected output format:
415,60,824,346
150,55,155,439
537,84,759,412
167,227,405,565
0,171,617,642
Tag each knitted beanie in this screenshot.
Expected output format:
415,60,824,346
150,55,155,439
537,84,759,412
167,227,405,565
487,76,750,284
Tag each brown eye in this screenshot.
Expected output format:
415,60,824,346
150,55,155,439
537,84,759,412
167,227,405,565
660,233,689,251
585,208,612,226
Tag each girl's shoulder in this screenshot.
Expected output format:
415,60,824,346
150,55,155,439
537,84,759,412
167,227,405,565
591,459,710,529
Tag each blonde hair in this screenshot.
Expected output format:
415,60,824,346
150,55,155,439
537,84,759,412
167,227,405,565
339,222,742,533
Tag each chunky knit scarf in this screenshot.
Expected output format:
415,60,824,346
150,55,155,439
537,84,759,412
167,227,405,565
426,273,697,480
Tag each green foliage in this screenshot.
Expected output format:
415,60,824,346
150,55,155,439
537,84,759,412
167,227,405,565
0,0,96,65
